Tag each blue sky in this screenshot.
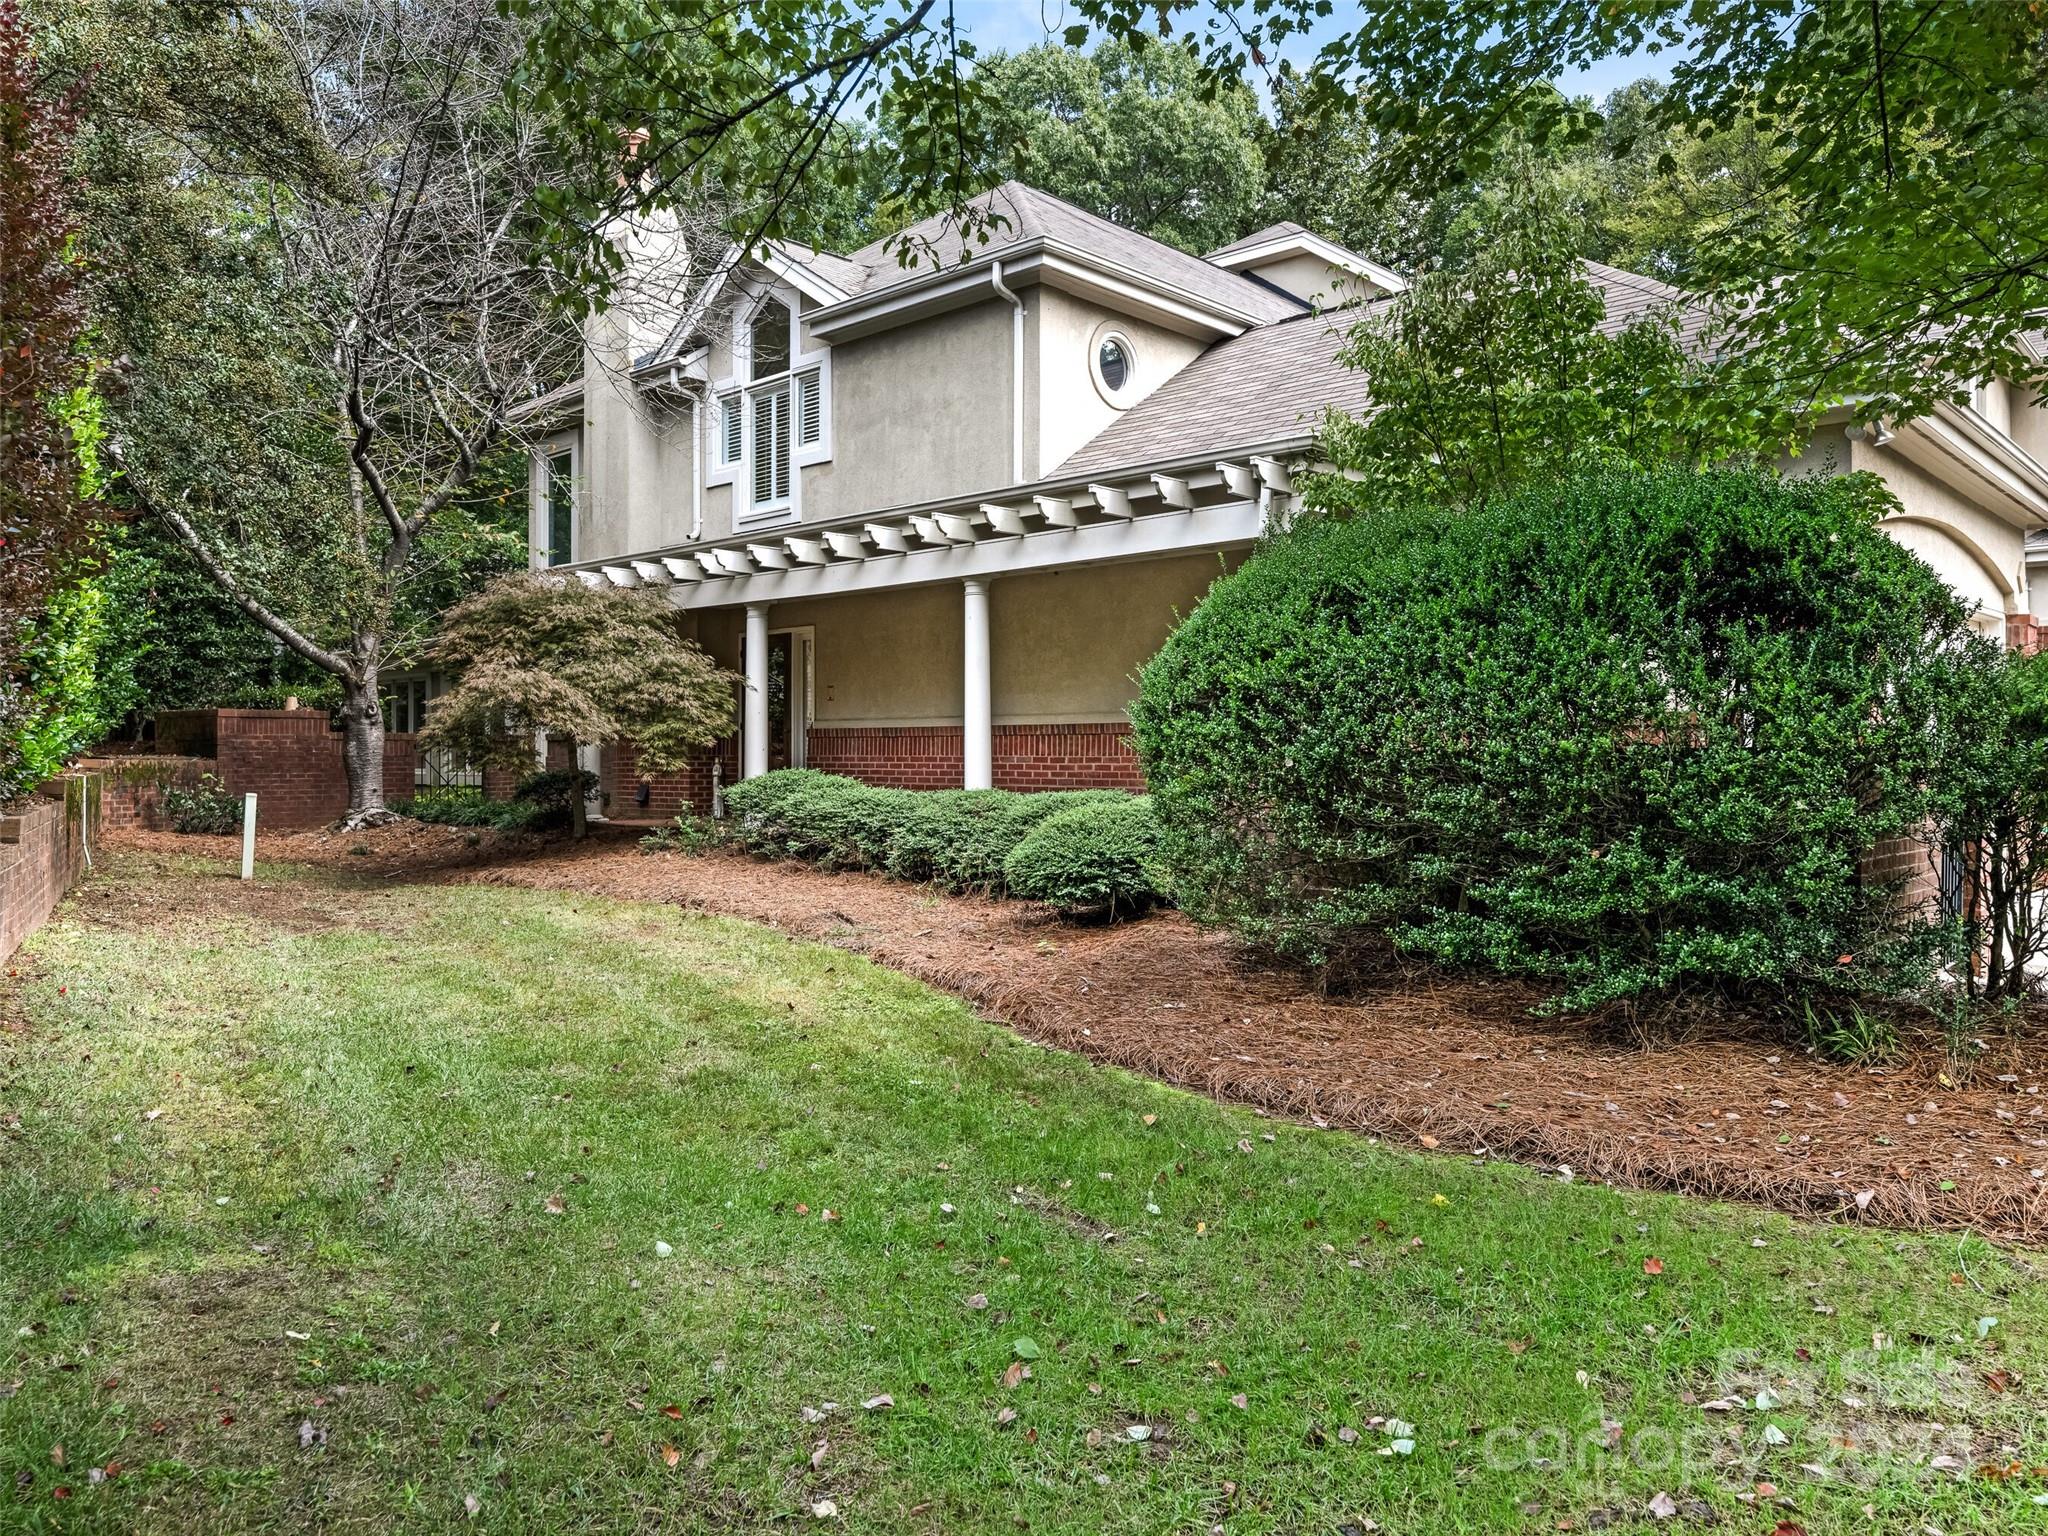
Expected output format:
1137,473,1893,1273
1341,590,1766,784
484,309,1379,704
948,0,1679,104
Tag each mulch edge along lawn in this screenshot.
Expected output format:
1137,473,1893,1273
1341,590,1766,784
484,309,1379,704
109,823,2048,1244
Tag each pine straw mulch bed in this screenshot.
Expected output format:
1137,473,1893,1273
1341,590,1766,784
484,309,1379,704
108,822,2048,1241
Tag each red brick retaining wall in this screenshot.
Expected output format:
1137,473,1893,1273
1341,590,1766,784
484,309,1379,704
156,710,418,827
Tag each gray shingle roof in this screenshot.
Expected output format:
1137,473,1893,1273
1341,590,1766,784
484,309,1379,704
1202,220,1312,260
1054,312,1371,476
834,182,1304,324
1583,259,1713,347
1053,264,1712,478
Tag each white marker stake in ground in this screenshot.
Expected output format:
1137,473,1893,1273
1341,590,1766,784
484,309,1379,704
240,793,257,880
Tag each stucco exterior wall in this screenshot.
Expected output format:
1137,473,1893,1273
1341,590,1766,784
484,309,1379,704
573,308,699,563
712,550,1232,730
2010,386,2048,466
990,552,1234,720
799,299,1015,522
1854,434,2025,624
1033,288,1209,478
1231,251,1366,307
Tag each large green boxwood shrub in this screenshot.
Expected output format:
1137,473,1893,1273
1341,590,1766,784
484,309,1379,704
1131,469,1995,1007
1002,795,1168,917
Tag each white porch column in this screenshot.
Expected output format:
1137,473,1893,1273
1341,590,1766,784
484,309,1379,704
742,601,770,780
962,578,992,790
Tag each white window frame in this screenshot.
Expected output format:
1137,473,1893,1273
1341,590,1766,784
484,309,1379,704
529,434,580,570
1089,327,1139,409
703,284,832,530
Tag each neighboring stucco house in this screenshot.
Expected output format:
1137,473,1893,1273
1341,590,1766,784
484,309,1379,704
509,180,2048,817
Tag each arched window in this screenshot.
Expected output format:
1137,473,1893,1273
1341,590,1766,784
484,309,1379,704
714,292,825,518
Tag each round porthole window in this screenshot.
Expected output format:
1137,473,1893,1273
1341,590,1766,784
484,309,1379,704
1092,332,1135,404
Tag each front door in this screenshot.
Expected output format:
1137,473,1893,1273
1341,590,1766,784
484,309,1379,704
766,628,812,770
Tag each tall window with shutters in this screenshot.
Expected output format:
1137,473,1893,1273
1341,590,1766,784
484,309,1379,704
709,290,829,526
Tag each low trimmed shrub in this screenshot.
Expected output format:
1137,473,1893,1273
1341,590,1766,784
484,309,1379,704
513,767,599,831
162,771,241,835
719,768,1162,912
1133,469,1996,1008
1003,795,1168,917
885,788,1125,891
722,770,914,867
394,785,543,833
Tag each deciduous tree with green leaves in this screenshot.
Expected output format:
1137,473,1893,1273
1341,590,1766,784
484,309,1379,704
46,0,602,824
1310,165,1793,515
419,575,737,839
971,39,1264,254
1264,0,2048,418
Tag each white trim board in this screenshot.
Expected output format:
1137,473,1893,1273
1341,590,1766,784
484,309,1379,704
668,499,1263,609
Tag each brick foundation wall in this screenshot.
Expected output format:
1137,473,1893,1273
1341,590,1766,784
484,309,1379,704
807,727,965,790
605,737,740,822
597,725,1141,820
991,723,1146,791
1864,830,1942,918
800,723,1145,792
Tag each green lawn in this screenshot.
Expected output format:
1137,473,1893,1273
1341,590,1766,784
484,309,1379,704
2,853,2044,1533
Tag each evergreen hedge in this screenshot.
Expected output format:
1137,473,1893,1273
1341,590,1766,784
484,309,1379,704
718,770,1165,912
1003,795,1168,917
1131,470,1996,1007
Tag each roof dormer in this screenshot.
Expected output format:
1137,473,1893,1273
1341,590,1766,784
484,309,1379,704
1202,222,1405,308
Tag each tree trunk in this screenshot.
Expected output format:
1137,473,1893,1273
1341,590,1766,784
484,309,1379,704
338,662,394,828
571,770,588,840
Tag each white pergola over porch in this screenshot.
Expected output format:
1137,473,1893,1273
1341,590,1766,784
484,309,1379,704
568,455,1294,788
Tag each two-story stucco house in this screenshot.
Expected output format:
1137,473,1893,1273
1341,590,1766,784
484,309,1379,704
509,180,2048,819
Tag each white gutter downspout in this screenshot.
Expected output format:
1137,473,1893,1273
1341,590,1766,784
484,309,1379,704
989,260,1025,481
673,365,703,541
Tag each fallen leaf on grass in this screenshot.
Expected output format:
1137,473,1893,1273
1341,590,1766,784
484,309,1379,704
1126,1424,1152,1442
542,1193,565,1215
1000,1361,1030,1389
1647,1491,1678,1520
810,1498,838,1518
464,1494,480,1518
1012,1337,1041,1360
1642,1257,1664,1276
296,1420,327,1450
660,1404,683,1420
965,1293,988,1310
810,1437,829,1469
861,1394,893,1411
1230,1393,1248,1410
660,1444,680,1468
994,1407,1017,1427
1418,1135,1440,1150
